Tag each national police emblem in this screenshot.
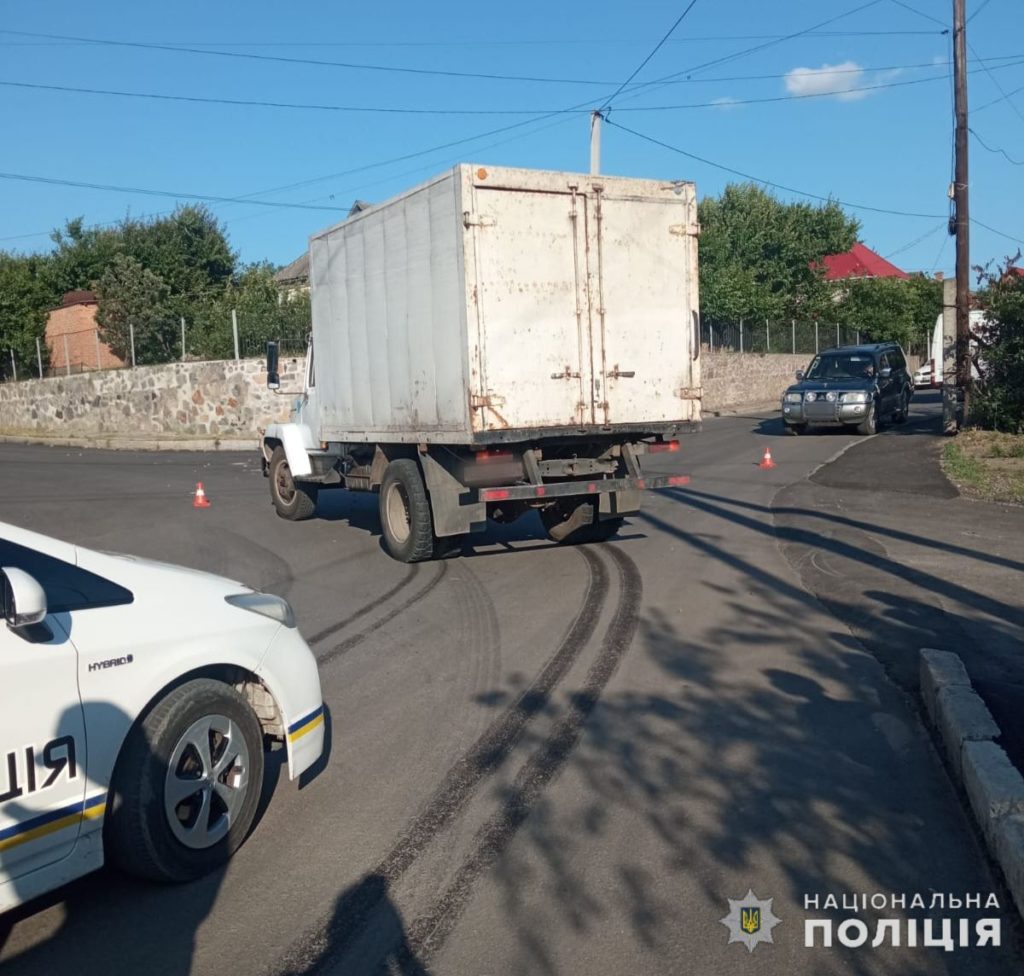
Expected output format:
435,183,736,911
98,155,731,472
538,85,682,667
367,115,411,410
720,889,781,952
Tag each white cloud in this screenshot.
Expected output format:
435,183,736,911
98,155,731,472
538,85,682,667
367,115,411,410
785,61,871,102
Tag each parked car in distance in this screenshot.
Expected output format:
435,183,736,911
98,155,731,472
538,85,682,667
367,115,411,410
0,521,325,914
781,342,913,436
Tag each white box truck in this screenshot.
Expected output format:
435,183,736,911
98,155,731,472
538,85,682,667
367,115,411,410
260,164,699,561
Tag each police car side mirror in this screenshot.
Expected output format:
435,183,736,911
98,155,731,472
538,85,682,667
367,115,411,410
795,370,805,381
879,367,892,378
1,567,48,628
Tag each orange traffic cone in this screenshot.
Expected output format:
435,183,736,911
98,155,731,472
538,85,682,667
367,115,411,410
193,482,211,508
759,447,776,469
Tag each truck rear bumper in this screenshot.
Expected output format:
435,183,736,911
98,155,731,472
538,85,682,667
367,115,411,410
478,473,689,503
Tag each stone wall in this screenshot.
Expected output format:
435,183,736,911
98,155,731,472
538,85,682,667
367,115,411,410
0,355,306,449
701,351,807,413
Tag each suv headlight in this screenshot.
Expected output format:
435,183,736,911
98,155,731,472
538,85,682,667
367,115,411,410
783,392,803,403
840,391,870,403
225,592,296,628
804,391,817,402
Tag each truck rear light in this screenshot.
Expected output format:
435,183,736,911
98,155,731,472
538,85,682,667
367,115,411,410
474,450,513,462
648,441,680,453
667,475,690,486
534,486,546,497
480,488,511,501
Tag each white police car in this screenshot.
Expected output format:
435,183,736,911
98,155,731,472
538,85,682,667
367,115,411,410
0,521,324,913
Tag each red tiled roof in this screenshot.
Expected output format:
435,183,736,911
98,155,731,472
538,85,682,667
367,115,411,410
820,243,909,281
1009,266,1024,277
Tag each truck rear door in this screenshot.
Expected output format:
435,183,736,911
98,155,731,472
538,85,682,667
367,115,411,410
466,181,593,431
588,186,699,425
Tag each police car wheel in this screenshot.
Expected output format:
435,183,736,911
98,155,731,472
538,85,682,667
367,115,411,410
105,678,265,883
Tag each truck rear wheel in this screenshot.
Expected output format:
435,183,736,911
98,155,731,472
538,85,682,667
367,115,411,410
269,447,319,521
540,499,624,545
379,459,435,562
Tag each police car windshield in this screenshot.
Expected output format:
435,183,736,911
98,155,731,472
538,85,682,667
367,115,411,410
805,354,875,381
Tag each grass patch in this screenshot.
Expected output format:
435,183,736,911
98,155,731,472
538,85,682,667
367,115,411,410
943,430,1024,504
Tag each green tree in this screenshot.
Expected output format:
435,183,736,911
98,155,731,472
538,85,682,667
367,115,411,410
95,254,178,364
698,183,860,323
0,252,57,377
838,274,942,350
190,263,310,360
971,260,1024,431
44,217,124,297
120,205,236,311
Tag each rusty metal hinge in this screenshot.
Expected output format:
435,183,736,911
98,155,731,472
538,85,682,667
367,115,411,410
463,212,496,228
669,223,701,237
676,387,703,399
470,393,505,409
606,366,636,379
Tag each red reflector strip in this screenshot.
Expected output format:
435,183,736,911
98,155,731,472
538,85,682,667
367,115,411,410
649,441,680,453
587,483,597,493
480,489,511,501
535,486,547,497
635,479,645,489
474,450,513,461
667,475,690,486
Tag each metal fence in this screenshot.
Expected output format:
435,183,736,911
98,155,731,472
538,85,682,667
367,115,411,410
1,311,309,383
702,318,870,356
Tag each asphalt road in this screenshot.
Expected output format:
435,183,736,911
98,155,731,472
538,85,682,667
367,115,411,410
1,400,1021,976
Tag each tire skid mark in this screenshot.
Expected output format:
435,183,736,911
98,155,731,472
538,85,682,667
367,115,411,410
401,545,643,965
316,563,449,667
307,565,419,646
275,547,608,976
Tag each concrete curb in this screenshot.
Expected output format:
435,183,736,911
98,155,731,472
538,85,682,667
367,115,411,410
0,433,255,452
921,648,1024,919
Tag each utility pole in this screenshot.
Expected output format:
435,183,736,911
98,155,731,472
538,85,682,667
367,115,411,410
953,0,971,426
590,111,602,175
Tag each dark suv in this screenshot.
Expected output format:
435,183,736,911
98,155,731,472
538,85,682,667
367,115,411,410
781,341,913,435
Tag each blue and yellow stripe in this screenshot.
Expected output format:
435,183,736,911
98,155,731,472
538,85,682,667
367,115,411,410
0,793,106,853
288,704,324,743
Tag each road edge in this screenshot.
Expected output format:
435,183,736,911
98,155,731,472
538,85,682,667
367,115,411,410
921,648,1024,921
0,432,254,452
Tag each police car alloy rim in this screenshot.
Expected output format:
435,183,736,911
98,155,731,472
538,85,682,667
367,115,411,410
164,713,251,850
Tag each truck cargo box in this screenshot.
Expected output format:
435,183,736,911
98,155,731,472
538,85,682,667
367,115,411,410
308,164,700,445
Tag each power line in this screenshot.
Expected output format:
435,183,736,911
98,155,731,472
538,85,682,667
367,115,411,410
10,58,1020,119
615,0,935,105
975,81,1024,111
616,63,1024,110
887,0,948,29
0,30,956,49
0,172,349,211
0,29,635,87
970,126,1024,164
885,221,948,258
969,40,1024,127
967,0,995,24
972,217,1024,246
600,0,702,110
604,117,946,218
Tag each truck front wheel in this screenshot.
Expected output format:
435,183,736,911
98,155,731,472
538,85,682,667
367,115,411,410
540,499,624,545
269,446,319,521
379,459,435,562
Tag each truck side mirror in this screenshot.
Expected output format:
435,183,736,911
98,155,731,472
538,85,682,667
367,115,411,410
266,341,280,390
1,567,48,629
795,370,805,381
879,367,892,379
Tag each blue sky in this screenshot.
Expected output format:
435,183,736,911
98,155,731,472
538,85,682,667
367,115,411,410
1,0,1021,279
